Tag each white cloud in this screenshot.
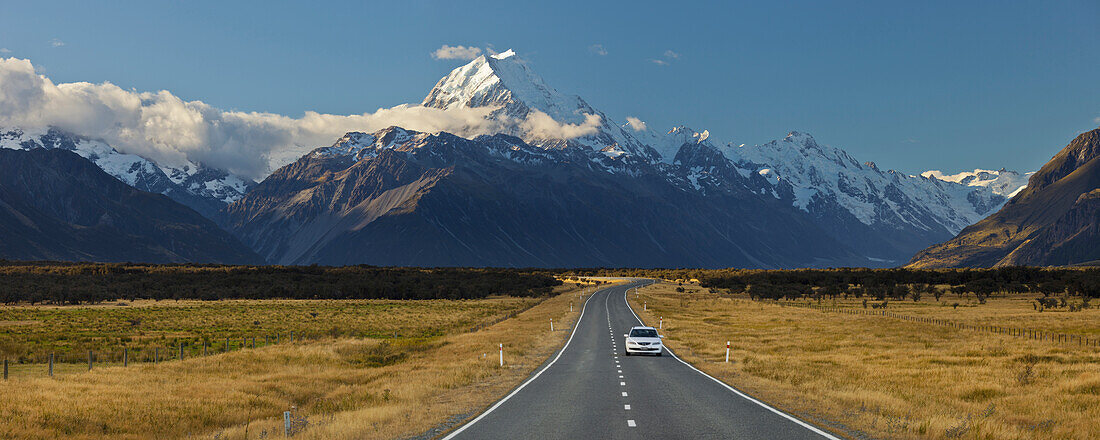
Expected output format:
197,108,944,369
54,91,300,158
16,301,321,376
589,44,608,56
0,48,10,54
0,57,505,179
649,59,669,66
625,116,647,132
663,50,680,59
50,39,65,47
520,110,601,140
431,45,482,60
1093,116,1100,124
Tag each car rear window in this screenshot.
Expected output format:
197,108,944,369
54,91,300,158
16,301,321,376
630,329,658,338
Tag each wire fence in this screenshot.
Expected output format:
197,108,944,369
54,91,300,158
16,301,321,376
1,331,314,380
777,302,1099,347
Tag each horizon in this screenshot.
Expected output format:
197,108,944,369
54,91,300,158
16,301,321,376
1,1,1098,177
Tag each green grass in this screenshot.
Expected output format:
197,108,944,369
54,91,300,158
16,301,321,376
0,297,539,368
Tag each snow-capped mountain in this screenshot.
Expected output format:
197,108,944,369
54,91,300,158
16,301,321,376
726,132,1006,235
0,127,253,220
227,126,862,267
921,168,1032,198
422,50,660,161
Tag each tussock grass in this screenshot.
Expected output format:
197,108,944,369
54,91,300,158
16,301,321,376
630,282,1100,439
0,283,602,439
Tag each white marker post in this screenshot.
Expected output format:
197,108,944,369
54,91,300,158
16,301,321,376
644,301,647,311
499,343,503,367
659,317,663,329
725,341,730,363
550,318,554,332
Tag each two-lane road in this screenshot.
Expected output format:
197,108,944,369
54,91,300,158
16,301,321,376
443,281,839,439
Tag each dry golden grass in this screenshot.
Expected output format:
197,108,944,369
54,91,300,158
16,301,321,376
629,282,1100,440
0,283,608,439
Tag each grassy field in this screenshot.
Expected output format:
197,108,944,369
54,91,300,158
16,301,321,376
0,297,542,369
630,282,1100,440
0,282,606,439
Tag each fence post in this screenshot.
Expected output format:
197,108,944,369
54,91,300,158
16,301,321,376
155,347,159,364
179,343,183,361
88,350,93,371
204,341,208,356
48,353,53,377
3,359,7,380
124,348,128,367
284,411,291,437
251,337,255,349
291,331,295,343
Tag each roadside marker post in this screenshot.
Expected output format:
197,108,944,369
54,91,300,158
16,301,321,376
499,343,503,367
550,318,554,332
660,317,663,329
283,411,291,437
644,301,647,311
725,341,730,363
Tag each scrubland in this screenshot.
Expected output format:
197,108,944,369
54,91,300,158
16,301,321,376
630,282,1100,439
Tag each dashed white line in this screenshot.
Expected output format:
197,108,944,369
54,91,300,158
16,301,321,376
621,392,628,397
627,420,637,427
621,282,841,440
624,404,631,410
620,382,626,386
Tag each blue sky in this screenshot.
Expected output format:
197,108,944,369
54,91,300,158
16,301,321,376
1,0,1097,174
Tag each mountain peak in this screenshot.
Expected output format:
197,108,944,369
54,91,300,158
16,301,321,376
490,49,516,60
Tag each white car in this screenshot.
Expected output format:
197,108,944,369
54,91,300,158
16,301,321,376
623,326,664,356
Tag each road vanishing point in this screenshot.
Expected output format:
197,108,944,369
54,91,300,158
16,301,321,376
442,280,841,439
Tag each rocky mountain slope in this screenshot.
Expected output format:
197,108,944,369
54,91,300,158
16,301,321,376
225,127,862,267
908,128,1100,267
0,127,252,220
0,148,262,263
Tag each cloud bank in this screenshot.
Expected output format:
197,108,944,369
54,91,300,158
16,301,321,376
0,57,508,179
520,110,601,140
0,57,606,179
432,45,482,60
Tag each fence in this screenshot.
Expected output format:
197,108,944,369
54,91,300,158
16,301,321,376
1,331,311,380
778,302,1099,347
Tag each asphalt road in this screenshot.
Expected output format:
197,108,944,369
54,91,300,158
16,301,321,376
442,280,840,439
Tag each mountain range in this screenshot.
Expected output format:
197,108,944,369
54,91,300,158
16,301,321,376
221,50,1019,267
0,147,261,263
1,50,1059,268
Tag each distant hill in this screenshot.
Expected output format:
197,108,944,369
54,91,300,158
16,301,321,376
0,148,263,264
909,128,1100,267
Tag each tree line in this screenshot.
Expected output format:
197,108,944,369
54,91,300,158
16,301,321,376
0,261,562,304
567,267,1100,300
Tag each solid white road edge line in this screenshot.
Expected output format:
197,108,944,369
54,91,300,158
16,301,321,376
622,282,842,440
439,282,615,439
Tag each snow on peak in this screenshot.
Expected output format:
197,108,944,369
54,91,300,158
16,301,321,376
633,125,716,163
312,127,425,160
731,131,1005,233
422,50,658,161
491,49,516,60
922,168,1033,197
